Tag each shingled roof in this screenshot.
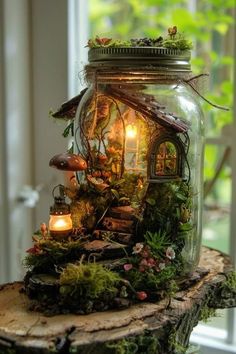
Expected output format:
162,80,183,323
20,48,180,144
106,85,190,133
51,86,189,133
51,88,88,120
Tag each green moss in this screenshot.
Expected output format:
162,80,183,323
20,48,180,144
165,280,179,297
163,35,193,50
199,305,217,323
107,339,138,354
59,262,121,300
107,331,160,354
142,181,193,254
87,31,193,51
223,271,236,290
24,238,86,271
117,172,142,206
168,331,187,354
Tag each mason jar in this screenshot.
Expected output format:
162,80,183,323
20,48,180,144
74,47,204,273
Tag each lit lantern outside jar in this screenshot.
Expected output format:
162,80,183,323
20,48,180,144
49,185,73,239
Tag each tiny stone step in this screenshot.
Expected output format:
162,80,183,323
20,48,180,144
26,274,59,299
102,217,134,233
107,206,136,220
83,240,122,250
93,230,133,245
82,240,130,259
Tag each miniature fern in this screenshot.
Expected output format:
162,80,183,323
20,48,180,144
144,230,171,258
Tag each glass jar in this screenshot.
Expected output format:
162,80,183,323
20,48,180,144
74,47,204,273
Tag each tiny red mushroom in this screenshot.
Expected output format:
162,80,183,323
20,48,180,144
107,146,116,154
92,170,102,178
97,153,108,163
26,245,41,254
49,153,87,171
102,171,111,178
136,291,148,301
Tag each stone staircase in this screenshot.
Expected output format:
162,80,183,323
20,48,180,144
93,205,137,245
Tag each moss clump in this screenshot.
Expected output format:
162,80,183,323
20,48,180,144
223,271,236,290
87,28,193,51
107,331,161,354
199,304,217,323
59,262,121,300
24,238,86,272
163,34,193,50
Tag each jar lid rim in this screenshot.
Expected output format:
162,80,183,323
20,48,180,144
88,46,191,69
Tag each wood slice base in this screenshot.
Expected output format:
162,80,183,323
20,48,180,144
0,247,235,354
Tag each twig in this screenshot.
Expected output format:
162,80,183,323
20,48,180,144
186,81,230,111
204,146,231,199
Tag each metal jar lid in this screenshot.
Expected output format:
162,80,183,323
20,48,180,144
88,47,191,71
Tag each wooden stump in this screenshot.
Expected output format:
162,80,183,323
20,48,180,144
0,247,235,354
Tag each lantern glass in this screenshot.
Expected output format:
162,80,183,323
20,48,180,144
49,214,72,235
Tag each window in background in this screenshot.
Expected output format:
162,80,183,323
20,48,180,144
72,0,235,351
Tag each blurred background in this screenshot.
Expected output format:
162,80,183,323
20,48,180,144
0,0,235,352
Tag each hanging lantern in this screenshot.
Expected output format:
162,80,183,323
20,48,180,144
125,109,138,140
126,124,137,139
49,185,73,239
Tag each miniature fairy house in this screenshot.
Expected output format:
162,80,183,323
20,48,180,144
24,31,207,315
50,85,190,253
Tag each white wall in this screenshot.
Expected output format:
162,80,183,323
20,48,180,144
31,0,68,227
0,0,33,282
0,0,9,283
0,0,69,282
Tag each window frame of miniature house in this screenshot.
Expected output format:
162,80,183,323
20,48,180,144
148,132,185,182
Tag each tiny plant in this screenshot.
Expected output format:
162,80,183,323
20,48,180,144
87,27,193,51
144,230,171,258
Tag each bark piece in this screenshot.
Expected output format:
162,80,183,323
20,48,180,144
108,206,136,220
0,247,235,353
102,217,134,233
82,240,130,259
94,230,133,245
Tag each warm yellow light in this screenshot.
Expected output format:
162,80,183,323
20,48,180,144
49,214,73,234
126,124,137,139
